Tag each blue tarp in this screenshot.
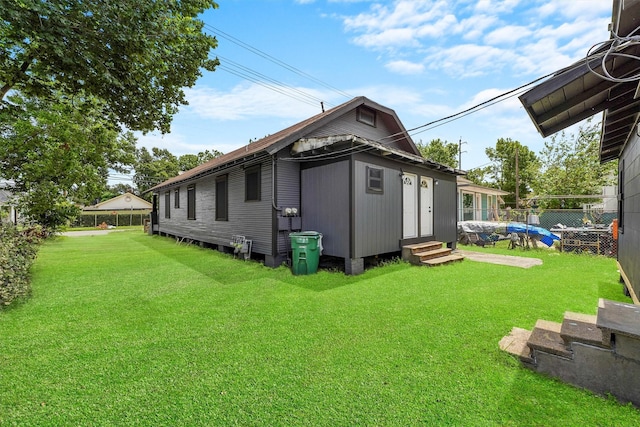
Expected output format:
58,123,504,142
505,223,560,247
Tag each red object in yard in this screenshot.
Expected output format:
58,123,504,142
612,219,619,240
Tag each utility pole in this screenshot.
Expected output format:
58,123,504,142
458,137,467,170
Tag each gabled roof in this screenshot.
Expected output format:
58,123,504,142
519,0,640,162
84,192,152,211
150,96,442,192
456,176,510,196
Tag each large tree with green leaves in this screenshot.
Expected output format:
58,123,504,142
1,0,219,133
0,93,136,230
531,119,617,209
416,138,459,169
134,148,223,195
485,138,539,208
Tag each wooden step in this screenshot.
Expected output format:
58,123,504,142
528,319,572,359
420,254,464,266
561,312,609,349
403,241,443,254
413,247,452,261
499,327,534,365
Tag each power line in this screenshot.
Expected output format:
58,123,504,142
216,54,327,108
204,24,353,100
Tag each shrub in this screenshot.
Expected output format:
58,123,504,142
0,222,43,307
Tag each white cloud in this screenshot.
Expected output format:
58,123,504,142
474,0,521,14
385,59,425,74
536,0,611,20
425,44,517,77
184,84,326,121
484,25,532,45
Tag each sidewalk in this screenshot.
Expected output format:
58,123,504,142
455,249,543,269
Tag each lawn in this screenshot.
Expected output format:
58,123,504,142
1,231,638,426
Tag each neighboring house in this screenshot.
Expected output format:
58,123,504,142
457,177,509,221
500,0,640,406
150,96,463,274
0,181,17,224
81,192,152,227
519,0,640,303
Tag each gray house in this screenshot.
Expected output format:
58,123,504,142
519,0,640,303
499,0,640,406
150,96,462,274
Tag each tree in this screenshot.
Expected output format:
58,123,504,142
0,93,136,230
1,0,219,133
134,148,224,195
177,149,222,171
417,139,459,169
134,148,179,195
485,138,539,208
531,119,617,209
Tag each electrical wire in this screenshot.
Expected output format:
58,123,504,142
585,22,640,83
204,24,353,101
216,54,327,108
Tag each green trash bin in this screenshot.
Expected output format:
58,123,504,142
289,231,323,275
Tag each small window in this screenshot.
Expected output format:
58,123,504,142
357,106,376,127
216,175,228,221
245,165,261,201
187,185,196,220
164,191,171,219
174,188,180,209
366,166,384,194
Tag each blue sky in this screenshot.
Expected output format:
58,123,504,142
128,0,611,182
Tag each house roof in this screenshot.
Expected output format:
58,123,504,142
456,177,510,196
150,96,458,192
518,0,640,162
84,192,152,211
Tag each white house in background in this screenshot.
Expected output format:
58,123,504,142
457,176,510,221
83,192,152,212
0,180,17,224
80,192,152,227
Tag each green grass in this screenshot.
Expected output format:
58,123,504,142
1,231,638,426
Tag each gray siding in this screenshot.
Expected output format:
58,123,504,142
620,134,640,300
301,161,350,258
434,176,458,245
353,160,402,257
157,157,274,256
275,152,301,255
305,110,407,151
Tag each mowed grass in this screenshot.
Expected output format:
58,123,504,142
1,231,638,426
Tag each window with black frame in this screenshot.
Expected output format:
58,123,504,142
216,175,228,221
187,185,196,220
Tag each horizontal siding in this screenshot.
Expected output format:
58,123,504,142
275,152,301,255
157,157,274,256
305,110,400,146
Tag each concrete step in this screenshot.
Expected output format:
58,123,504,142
413,247,452,261
420,254,464,267
499,327,534,365
528,319,573,359
561,312,609,349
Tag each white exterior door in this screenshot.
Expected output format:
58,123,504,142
403,173,418,238
420,176,433,237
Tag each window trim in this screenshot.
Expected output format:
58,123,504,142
174,188,180,209
366,166,384,194
187,185,196,220
245,164,261,202
357,106,377,127
215,175,228,221
164,191,171,219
